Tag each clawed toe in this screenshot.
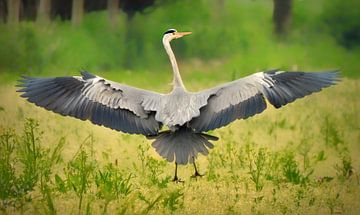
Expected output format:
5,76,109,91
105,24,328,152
191,160,204,179
172,163,184,183
191,171,204,179
172,176,184,183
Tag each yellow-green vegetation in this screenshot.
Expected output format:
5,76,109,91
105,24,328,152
0,78,359,214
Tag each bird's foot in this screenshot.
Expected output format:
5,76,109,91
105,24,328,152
190,171,204,179
172,176,184,183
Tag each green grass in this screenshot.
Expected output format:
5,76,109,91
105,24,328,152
0,78,359,214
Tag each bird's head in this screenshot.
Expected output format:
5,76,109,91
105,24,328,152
163,29,192,42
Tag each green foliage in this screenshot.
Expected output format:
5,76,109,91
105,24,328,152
246,146,267,191
0,24,44,73
321,116,346,153
0,109,358,214
326,192,344,214
135,144,171,188
137,192,162,214
95,164,132,199
63,135,97,212
0,130,17,204
0,73,359,213
0,119,65,212
320,116,353,180
334,156,353,180
17,119,43,193
322,0,360,48
95,163,133,214
0,0,359,80
280,152,305,185
163,189,184,212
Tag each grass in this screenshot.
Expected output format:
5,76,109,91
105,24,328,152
0,77,359,214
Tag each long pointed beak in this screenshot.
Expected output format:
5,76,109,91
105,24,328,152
174,31,192,38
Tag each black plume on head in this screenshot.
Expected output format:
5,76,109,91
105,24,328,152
164,29,177,35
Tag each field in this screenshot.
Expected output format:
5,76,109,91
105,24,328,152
1,0,360,214
1,76,359,214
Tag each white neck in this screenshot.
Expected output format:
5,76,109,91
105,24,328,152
162,37,185,90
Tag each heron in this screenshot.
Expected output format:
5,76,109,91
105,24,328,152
18,29,339,182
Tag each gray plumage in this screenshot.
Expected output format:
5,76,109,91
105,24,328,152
148,127,218,165
17,29,340,169
18,72,162,135
189,70,339,132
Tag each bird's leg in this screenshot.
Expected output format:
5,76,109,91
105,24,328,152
191,157,204,178
172,162,183,183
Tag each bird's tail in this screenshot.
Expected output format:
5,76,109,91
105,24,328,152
147,128,218,165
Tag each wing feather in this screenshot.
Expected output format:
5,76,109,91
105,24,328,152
190,70,339,132
17,71,162,135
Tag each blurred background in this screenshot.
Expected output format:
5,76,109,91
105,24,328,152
0,0,359,86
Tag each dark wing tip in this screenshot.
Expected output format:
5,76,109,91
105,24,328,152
17,76,31,83
262,70,341,109
20,75,29,79
16,88,26,92
80,70,96,80
16,76,30,92
328,70,341,83
200,133,219,141
313,70,341,85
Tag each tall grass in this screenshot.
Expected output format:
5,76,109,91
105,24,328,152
0,119,65,213
1,76,360,214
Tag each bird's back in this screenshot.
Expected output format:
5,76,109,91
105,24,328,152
152,87,211,129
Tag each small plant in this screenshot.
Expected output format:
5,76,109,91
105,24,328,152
0,129,18,208
135,144,171,188
267,117,295,140
280,152,304,185
206,151,221,182
294,187,305,207
334,156,353,180
38,137,65,215
246,145,267,191
16,119,43,197
146,156,171,188
137,192,162,214
321,116,345,152
296,135,327,182
321,116,353,181
95,163,133,214
0,119,65,213
326,193,344,214
163,189,184,212
136,144,149,175
62,135,97,212
265,151,282,187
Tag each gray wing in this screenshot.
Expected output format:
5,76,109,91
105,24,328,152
190,70,340,132
17,71,162,135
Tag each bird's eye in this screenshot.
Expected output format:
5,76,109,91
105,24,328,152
172,32,175,35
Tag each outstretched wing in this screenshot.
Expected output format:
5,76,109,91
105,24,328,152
17,71,163,135
190,70,340,132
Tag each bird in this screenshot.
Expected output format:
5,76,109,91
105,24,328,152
17,28,340,182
